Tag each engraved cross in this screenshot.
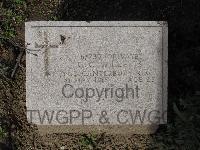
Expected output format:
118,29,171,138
35,31,59,76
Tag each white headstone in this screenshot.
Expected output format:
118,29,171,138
26,21,168,134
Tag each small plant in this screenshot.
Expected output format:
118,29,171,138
0,10,16,44
13,0,26,5
0,126,7,140
0,3,25,44
79,134,97,150
51,16,58,21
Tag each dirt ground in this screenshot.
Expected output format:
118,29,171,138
1,0,200,149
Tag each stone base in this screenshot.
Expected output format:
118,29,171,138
37,125,159,135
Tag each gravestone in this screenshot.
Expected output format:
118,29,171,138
26,21,168,134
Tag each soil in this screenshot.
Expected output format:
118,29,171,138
1,0,200,149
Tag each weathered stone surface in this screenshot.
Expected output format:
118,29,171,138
26,21,168,134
